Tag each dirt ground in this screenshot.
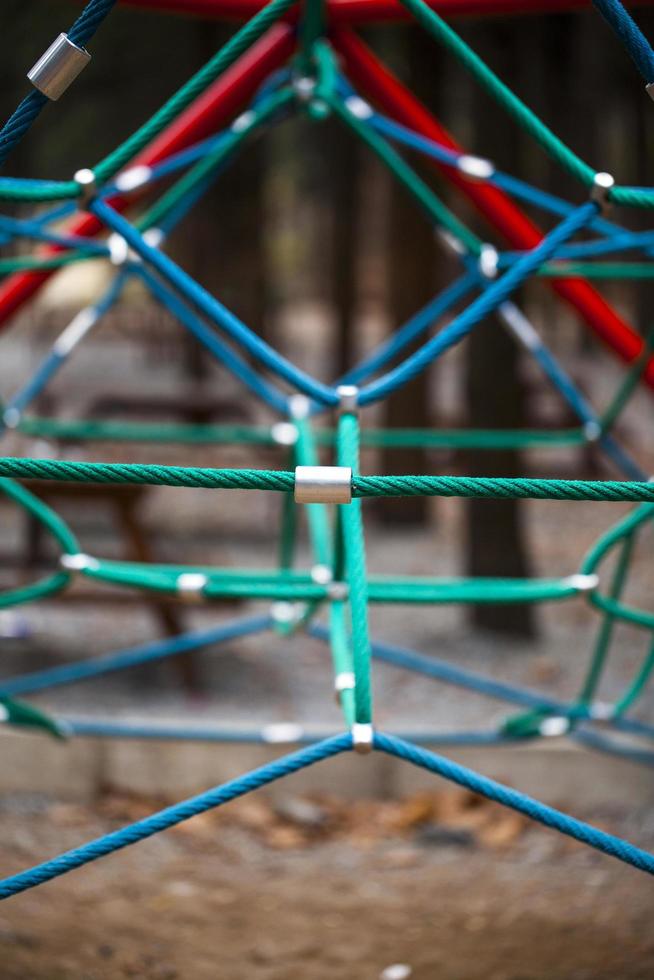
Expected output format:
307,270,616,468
0,787,653,980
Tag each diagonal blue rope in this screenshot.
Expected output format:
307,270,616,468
91,198,339,406
0,615,271,697
0,733,352,899
0,0,117,168
592,0,654,85
358,202,598,405
376,733,654,874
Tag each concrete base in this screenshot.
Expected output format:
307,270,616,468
1,724,653,808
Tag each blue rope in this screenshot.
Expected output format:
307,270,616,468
0,733,352,899
2,270,129,426
365,102,654,256
62,719,654,768
63,719,520,745
0,615,271,697
338,270,477,388
0,214,108,254
358,202,598,405
134,266,289,413
0,0,117,168
90,198,339,407
376,733,654,874
592,0,654,85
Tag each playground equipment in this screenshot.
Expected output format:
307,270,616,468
0,0,653,899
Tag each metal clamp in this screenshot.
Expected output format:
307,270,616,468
478,244,499,280
74,168,97,207
60,552,100,573
563,573,599,593
176,572,208,603
351,722,374,754
28,33,91,101
590,172,615,213
589,701,614,722
288,393,311,420
337,384,359,415
457,154,495,181
345,95,373,120
582,420,602,443
334,671,355,705
2,407,21,430
270,601,303,626
114,165,152,194
334,671,355,694
538,716,571,737
261,722,304,744
271,421,299,447
327,581,349,601
311,564,333,585
294,465,352,505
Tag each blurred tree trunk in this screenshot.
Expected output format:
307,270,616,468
329,122,361,378
464,20,535,637
378,27,441,526
173,21,269,406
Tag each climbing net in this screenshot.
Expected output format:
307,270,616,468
0,0,654,897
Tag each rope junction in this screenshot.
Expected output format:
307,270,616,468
0,0,653,898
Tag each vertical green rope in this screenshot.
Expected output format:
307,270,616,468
599,326,654,435
328,599,356,727
613,637,654,715
577,533,635,708
337,411,373,724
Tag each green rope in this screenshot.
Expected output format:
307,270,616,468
327,89,481,255
576,533,635,708
353,474,654,502
599,326,654,434
139,87,293,232
2,457,654,503
295,416,332,567
538,262,654,278
337,412,372,725
0,478,78,609
395,0,654,209
613,638,654,715
395,0,596,188
0,0,296,202
16,416,585,451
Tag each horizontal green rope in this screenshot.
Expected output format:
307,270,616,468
0,250,98,275
16,417,585,451
17,417,280,445
57,558,583,606
1,457,653,503
353,474,654,502
0,457,294,492
538,262,654,279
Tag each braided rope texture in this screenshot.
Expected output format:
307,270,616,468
0,734,352,899
376,733,654,874
1,457,653,503
0,0,117,168
0,0,652,901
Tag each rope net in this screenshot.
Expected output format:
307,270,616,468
0,0,653,896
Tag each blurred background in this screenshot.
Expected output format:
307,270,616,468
0,5,653,975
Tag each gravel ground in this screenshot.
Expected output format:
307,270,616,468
0,788,653,980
